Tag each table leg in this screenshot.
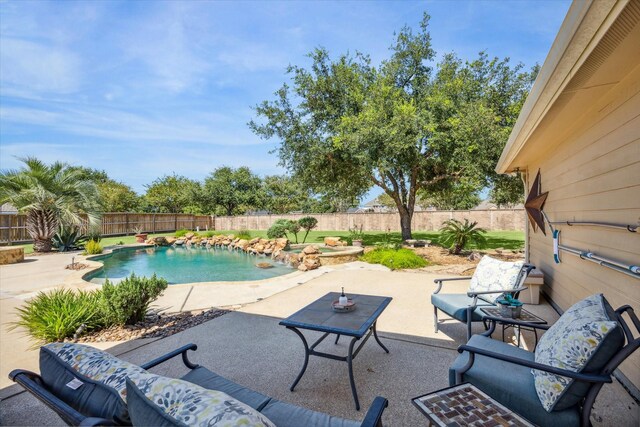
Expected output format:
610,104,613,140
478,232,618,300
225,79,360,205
335,334,340,344
515,325,522,347
372,321,389,353
348,336,361,411
286,326,310,392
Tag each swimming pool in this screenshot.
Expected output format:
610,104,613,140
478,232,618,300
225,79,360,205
86,246,295,285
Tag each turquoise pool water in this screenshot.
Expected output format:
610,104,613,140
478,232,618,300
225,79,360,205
86,246,294,285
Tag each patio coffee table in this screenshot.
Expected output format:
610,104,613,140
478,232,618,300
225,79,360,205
412,383,534,426
279,292,392,410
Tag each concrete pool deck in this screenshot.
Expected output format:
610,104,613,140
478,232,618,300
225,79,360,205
1,248,638,426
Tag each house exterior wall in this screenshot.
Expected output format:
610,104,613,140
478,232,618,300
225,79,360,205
525,71,640,387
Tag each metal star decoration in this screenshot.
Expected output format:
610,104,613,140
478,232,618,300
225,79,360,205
525,170,549,235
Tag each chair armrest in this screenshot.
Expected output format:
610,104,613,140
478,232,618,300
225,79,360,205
433,277,472,294
9,369,95,426
467,287,528,297
482,316,550,330
360,396,388,427
79,418,117,426
140,343,199,370
456,344,611,383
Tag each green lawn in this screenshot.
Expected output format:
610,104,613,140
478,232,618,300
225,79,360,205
15,229,523,255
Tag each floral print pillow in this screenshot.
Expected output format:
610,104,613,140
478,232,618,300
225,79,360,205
128,372,276,427
533,294,619,411
44,342,147,402
468,256,525,303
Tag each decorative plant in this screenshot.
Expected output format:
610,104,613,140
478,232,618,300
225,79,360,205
52,224,86,252
266,219,299,241
361,247,428,270
175,229,189,238
11,288,104,343
131,225,145,235
236,229,252,240
298,216,318,243
439,219,487,255
496,294,523,307
83,239,103,255
349,224,364,241
100,273,168,325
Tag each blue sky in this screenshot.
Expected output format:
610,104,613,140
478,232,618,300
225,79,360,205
0,0,571,198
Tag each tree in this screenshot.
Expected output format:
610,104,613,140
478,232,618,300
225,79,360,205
97,181,140,212
262,175,313,214
0,157,101,252
202,166,263,216
251,14,536,239
418,178,482,210
298,216,318,243
144,174,203,213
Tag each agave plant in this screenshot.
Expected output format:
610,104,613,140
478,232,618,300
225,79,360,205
0,157,101,252
52,223,87,252
439,218,487,255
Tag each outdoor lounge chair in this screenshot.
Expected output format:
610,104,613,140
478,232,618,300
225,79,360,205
449,294,640,427
9,343,388,427
431,255,534,340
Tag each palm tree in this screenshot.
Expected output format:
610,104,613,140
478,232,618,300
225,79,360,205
0,158,101,252
439,218,487,255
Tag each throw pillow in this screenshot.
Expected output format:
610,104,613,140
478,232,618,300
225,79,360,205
126,372,276,427
468,255,525,303
533,294,624,411
40,342,147,423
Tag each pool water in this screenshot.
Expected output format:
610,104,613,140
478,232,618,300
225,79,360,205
87,246,295,285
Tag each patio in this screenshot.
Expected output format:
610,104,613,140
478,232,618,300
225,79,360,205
1,266,637,425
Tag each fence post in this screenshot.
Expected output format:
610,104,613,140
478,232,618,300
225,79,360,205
192,215,196,230
174,214,178,232
8,215,13,245
152,214,156,233
125,213,129,235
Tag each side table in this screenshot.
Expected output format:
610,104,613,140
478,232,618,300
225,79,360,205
481,307,547,349
412,383,534,426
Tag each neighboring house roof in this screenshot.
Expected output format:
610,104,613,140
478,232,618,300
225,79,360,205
0,203,18,214
496,0,635,173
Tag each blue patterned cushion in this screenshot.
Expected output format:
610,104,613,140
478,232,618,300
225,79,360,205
40,343,147,423
533,294,623,411
127,372,276,427
468,256,524,303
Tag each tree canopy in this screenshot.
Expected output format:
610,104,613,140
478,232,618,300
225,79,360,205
203,166,263,216
250,13,536,239
144,174,203,214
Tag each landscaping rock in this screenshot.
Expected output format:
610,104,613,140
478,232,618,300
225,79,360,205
302,245,320,255
165,237,177,245
185,232,195,239
174,239,185,245
256,262,273,269
468,252,482,261
324,237,342,247
153,236,170,246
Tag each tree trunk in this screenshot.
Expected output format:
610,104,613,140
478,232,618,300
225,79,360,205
399,208,413,241
27,209,58,252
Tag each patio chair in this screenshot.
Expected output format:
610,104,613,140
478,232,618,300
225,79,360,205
431,255,534,339
9,343,388,427
449,294,640,427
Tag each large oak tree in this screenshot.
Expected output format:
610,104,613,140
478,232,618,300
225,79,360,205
251,14,535,239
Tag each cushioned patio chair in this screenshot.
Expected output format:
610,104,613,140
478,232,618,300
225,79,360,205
432,255,534,339
9,343,388,427
449,294,640,427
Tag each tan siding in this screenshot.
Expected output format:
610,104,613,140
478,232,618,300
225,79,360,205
526,76,640,387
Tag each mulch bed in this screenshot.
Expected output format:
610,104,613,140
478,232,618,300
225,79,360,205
75,309,229,343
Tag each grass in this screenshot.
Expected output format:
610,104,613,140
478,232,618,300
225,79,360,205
361,247,429,270
13,229,524,255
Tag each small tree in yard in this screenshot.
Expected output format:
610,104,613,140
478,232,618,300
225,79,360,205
298,216,318,243
439,219,487,255
101,274,168,325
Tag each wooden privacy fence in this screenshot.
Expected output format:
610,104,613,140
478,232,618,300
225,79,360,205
214,209,526,232
0,213,213,244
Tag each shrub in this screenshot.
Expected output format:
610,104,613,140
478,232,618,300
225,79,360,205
11,289,104,343
84,239,103,255
101,273,168,325
203,231,215,238
236,229,252,240
361,248,428,270
439,219,487,255
52,224,86,252
298,216,318,243
175,229,189,237
86,225,102,243
267,219,290,239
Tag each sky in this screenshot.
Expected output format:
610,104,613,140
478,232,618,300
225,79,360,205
0,0,572,199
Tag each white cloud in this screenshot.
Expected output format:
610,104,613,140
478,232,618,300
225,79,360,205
0,38,83,94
